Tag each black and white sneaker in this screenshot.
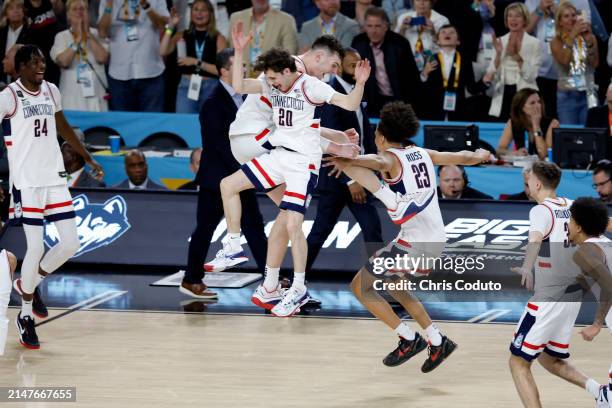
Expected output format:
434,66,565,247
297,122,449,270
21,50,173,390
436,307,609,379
421,336,457,373
383,332,428,367
16,312,39,350
13,278,48,318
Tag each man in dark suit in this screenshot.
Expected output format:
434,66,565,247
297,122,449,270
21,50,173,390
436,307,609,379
419,24,488,121
437,165,492,199
180,48,268,299
61,142,106,188
307,48,383,272
113,150,167,190
351,7,419,117
178,148,202,191
586,82,612,157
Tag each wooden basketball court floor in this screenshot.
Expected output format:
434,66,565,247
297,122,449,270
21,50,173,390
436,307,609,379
0,306,610,408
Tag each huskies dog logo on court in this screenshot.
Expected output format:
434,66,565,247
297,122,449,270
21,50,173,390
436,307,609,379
44,195,131,257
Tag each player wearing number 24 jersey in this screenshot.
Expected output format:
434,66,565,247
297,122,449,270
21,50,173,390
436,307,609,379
0,45,103,350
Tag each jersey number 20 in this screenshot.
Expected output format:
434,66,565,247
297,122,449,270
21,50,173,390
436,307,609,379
412,163,431,188
278,108,293,126
34,119,48,137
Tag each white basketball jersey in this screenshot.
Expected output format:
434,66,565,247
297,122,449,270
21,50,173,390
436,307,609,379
263,73,335,161
0,80,66,189
531,197,580,298
384,146,446,243
229,56,307,137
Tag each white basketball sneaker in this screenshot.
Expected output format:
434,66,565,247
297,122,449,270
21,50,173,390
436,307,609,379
271,286,310,317
595,385,609,408
203,243,249,272
251,284,284,310
388,191,434,225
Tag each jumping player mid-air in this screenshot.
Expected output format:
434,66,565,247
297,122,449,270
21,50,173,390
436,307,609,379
325,101,490,371
0,45,104,349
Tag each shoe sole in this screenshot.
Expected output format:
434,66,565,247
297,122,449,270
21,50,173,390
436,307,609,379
421,342,458,373
178,286,218,299
271,295,310,317
13,279,48,319
251,296,281,311
15,316,40,350
383,339,428,367
203,257,249,272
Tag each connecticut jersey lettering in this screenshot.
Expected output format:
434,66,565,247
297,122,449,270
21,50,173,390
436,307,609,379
229,56,307,137
530,197,579,299
260,73,335,161
384,146,446,243
0,80,66,189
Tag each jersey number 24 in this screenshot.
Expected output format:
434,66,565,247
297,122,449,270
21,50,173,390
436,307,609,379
34,118,48,137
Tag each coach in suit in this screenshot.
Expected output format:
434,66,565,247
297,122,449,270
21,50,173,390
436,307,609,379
228,0,298,76
180,48,268,299
351,7,419,117
298,0,361,52
113,150,167,190
586,82,612,157
306,48,383,272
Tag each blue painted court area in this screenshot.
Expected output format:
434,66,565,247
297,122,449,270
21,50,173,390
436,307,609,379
8,269,599,327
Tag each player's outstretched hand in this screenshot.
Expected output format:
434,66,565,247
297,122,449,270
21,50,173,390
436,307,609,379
232,21,252,51
87,158,105,181
511,266,534,291
327,143,360,158
475,148,493,163
354,59,371,85
322,156,352,178
343,128,360,145
579,324,601,341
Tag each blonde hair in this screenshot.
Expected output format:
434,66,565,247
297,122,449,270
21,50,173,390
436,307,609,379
190,0,217,37
554,1,577,39
504,2,529,29
66,0,88,12
0,0,26,29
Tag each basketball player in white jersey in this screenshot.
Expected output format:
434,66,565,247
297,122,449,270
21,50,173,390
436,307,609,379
219,40,370,317
568,197,612,407
507,162,606,407
0,45,104,349
325,102,491,371
0,248,17,355
204,26,370,274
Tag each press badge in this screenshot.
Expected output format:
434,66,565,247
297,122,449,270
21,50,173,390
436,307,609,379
125,22,139,41
77,63,95,98
187,74,202,101
443,91,457,112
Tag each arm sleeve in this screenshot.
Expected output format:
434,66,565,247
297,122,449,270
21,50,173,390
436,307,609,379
303,77,336,104
529,205,552,235
0,89,17,119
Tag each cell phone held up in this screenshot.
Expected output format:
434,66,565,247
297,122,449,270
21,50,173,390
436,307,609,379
410,16,426,26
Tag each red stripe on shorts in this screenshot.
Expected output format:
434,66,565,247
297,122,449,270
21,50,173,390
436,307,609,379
284,191,306,200
260,96,272,108
538,262,551,268
310,123,319,128
527,303,539,311
522,341,545,350
45,201,73,210
396,239,412,248
547,341,568,349
251,159,275,187
255,128,271,141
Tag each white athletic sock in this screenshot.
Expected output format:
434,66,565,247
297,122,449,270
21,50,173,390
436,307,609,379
426,323,442,346
292,272,306,292
33,272,46,290
586,378,601,398
373,186,397,210
263,266,280,291
227,233,242,253
394,322,416,341
21,299,33,318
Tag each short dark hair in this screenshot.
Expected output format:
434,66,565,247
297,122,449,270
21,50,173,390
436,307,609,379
530,161,562,190
343,46,359,57
364,7,390,24
377,102,420,144
253,48,296,73
436,24,460,41
14,44,43,72
311,35,345,60
215,48,234,73
570,197,609,237
594,159,612,179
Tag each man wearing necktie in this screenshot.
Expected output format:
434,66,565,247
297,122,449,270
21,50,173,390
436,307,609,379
180,47,268,299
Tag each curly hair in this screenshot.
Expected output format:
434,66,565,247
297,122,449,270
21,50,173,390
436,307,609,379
253,48,297,73
377,101,420,145
570,197,609,237
530,161,562,190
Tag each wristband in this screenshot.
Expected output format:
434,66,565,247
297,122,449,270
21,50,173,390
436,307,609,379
164,25,174,35
533,130,543,138
104,6,112,13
